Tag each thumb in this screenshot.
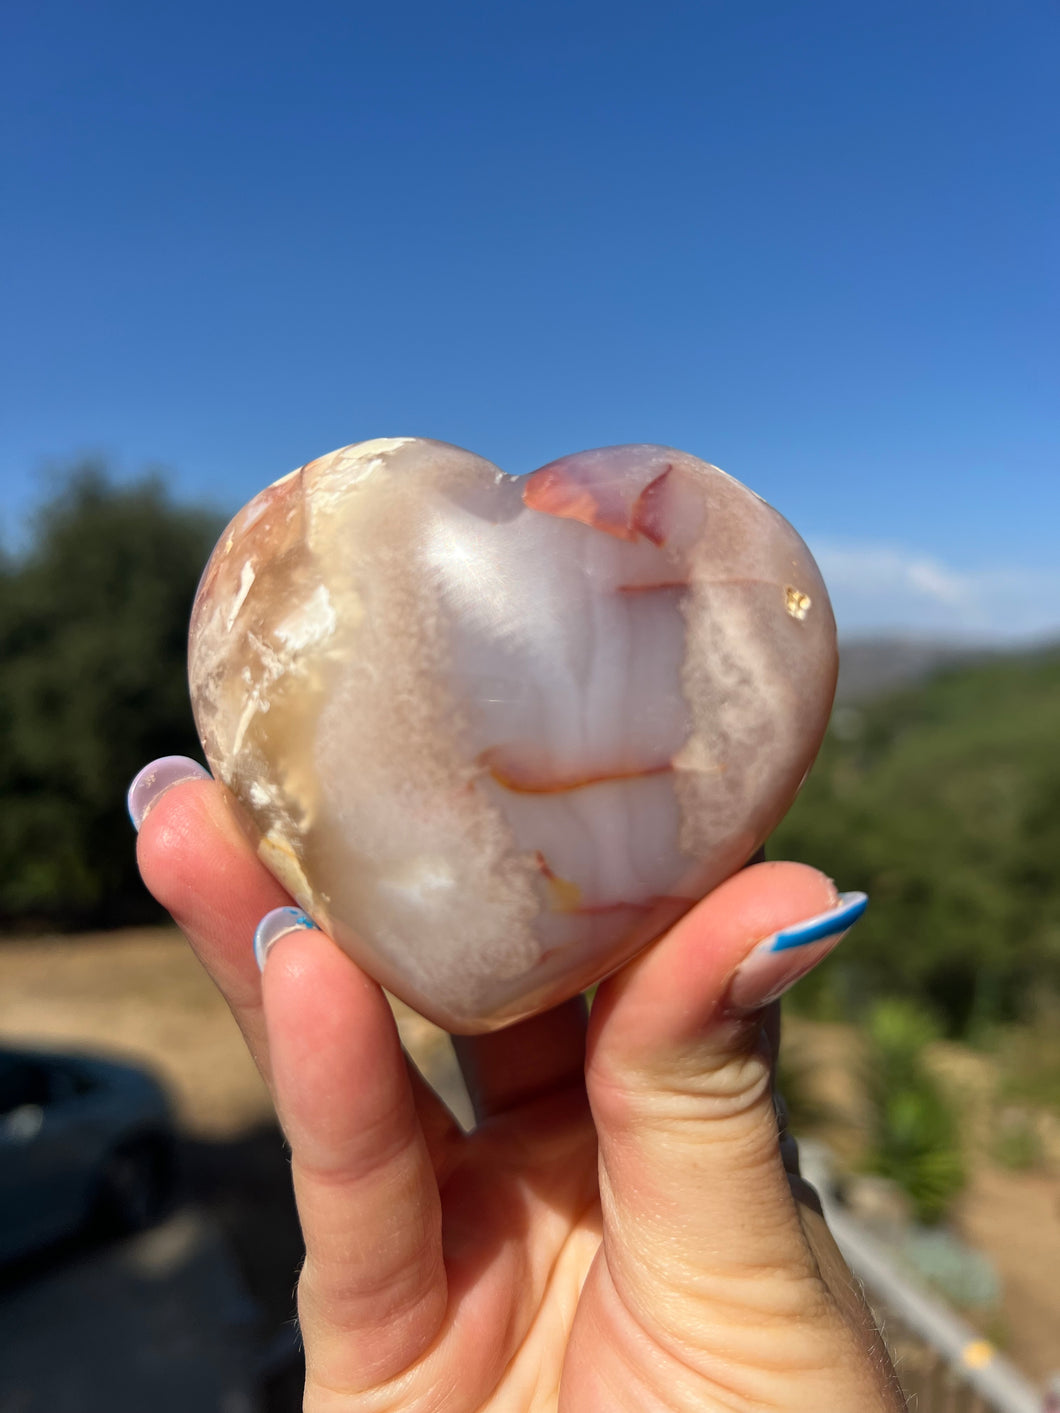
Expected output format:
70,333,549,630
585,862,866,1339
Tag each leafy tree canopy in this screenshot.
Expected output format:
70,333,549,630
0,464,224,929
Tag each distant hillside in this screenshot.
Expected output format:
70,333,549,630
775,644,1060,1035
835,637,1003,703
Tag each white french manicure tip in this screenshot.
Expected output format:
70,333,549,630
127,756,211,831
253,906,319,971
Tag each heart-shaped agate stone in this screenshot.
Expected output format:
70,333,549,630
189,438,837,1032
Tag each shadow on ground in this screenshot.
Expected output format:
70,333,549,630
0,1122,306,1413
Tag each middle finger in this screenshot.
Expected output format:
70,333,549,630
453,996,590,1123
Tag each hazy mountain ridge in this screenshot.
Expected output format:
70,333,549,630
836,637,1018,704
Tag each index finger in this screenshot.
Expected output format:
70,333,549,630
134,771,290,1077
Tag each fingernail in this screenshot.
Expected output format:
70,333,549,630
128,756,211,831
254,906,319,971
725,892,868,1014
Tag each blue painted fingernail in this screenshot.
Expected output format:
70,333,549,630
254,906,319,971
768,892,868,950
128,756,211,831
726,892,868,1014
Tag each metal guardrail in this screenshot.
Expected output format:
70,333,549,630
882,1306,999,1413
800,1142,1045,1413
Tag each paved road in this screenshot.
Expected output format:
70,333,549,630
0,1210,264,1413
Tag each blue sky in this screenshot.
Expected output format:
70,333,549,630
3,1,1057,640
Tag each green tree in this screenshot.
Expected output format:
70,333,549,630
0,464,224,929
774,650,1060,1035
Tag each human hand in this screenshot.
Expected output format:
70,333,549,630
132,761,903,1412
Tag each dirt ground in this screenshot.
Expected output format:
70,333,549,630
2,929,1058,1383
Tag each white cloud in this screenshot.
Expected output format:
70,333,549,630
807,541,1060,642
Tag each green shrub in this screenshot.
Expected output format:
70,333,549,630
860,1000,966,1224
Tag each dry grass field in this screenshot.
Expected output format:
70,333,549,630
0,926,472,1135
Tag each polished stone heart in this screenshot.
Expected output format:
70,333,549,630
189,439,837,1032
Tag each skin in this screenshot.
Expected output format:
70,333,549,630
136,778,906,1413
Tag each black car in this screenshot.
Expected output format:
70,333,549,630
0,1045,176,1264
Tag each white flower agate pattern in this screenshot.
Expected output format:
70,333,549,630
189,439,837,1032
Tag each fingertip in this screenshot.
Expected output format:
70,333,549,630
706,860,840,946
260,922,390,1057
128,756,211,831
589,861,840,1057
254,906,319,972
134,774,229,911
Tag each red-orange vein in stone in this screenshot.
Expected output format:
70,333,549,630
522,464,673,545
630,467,670,545
481,750,674,794
615,580,689,594
573,893,696,917
533,849,697,919
533,851,582,912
